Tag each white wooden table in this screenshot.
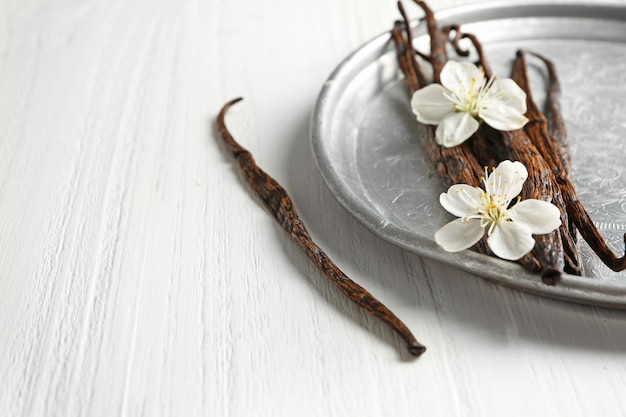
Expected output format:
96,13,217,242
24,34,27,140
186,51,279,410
2,0,626,415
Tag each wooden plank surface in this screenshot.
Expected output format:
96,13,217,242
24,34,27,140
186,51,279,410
1,0,626,416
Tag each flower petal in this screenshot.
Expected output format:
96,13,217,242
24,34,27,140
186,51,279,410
487,220,535,260
435,218,485,252
511,199,562,234
410,84,454,125
435,112,479,147
440,60,484,95
439,185,486,217
480,103,529,131
490,78,527,114
485,160,527,205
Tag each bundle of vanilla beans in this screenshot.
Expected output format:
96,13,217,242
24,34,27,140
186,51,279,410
392,1,626,284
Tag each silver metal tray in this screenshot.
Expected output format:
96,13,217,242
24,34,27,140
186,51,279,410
310,0,626,308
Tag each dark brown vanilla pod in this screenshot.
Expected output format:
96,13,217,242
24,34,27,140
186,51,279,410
393,2,509,261
217,98,426,357
444,24,493,79
522,51,583,273
500,129,566,282
512,51,626,273
408,1,501,180
421,126,483,189
410,0,490,88
412,0,448,82
513,51,569,180
511,52,582,275
393,3,426,91
471,129,509,174
478,126,562,279
391,5,484,188
525,51,573,177
568,201,626,272
391,20,423,93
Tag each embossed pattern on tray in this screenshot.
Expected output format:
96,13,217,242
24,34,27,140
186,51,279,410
311,1,626,308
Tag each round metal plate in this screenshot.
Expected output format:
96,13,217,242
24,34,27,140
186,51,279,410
310,1,626,308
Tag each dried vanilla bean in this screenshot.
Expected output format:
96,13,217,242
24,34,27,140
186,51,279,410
444,24,493,79
412,0,447,82
511,52,582,275
513,52,570,180
499,128,566,280
217,98,426,357
568,200,626,272
525,51,573,177
537,52,582,272
393,4,493,254
396,2,523,262
513,51,626,273
391,20,423,93
394,1,484,186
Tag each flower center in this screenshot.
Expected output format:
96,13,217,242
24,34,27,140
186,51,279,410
457,187,511,236
457,166,516,236
482,193,510,236
465,77,481,115
448,71,498,118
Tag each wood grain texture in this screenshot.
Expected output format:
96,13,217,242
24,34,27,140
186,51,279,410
1,0,626,416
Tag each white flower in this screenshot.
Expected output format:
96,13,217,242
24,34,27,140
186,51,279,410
434,160,561,261
411,61,529,147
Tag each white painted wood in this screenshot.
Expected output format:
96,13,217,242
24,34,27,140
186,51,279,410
1,0,626,416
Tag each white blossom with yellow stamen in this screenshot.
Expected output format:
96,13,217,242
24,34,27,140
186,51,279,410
411,60,529,147
434,160,561,260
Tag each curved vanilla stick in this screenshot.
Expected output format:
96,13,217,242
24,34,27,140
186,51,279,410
217,98,426,356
